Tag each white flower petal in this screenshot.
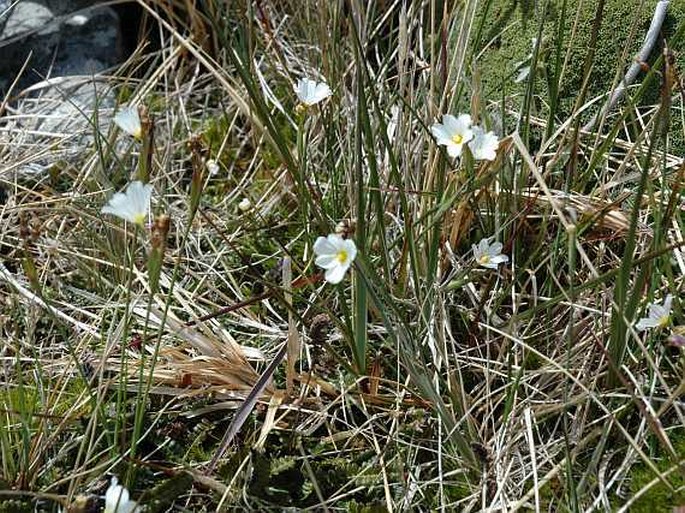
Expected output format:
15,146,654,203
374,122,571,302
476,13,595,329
448,115,473,142
295,78,331,106
488,241,503,254
515,66,531,83
430,124,453,145
443,114,466,133
304,80,316,101
636,318,659,331
469,126,500,161
456,113,473,128
441,114,459,133
325,264,347,284
342,239,357,263
126,181,148,206
105,477,138,513
315,254,338,269
635,294,673,331
101,181,152,225
649,304,667,319
446,143,462,158
313,235,336,255
101,192,128,212
312,83,332,103
113,106,142,139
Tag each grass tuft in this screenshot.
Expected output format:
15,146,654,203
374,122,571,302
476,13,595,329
0,0,684,510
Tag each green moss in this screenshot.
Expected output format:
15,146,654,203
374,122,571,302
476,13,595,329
620,432,685,511
0,500,32,513
477,0,685,142
138,472,194,513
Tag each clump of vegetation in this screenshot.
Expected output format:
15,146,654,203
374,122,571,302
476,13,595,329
0,0,683,511
479,0,685,149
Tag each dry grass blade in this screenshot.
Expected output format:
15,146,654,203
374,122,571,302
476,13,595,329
207,342,288,472
518,187,651,238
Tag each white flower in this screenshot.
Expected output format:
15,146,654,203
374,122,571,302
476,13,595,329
514,38,539,83
101,181,153,226
468,126,500,161
473,238,508,269
636,295,673,331
514,65,532,83
430,114,474,158
105,477,139,513
238,197,252,211
294,78,332,107
206,159,220,176
113,106,142,139
313,234,357,284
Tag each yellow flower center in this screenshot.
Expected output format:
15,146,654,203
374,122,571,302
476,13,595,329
658,314,670,328
133,213,146,226
451,133,463,145
479,254,491,265
336,249,348,264
133,127,143,140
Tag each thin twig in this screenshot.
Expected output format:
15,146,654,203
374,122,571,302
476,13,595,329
583,0,670,132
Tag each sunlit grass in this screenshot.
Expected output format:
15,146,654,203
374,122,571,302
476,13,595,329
0,0,683,511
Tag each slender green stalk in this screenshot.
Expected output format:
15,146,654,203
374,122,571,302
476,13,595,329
607,105,665,387
564,223,579,511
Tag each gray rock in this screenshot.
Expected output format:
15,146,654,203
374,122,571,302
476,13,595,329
1,76,117,179
3,2,55,38
0,1,13,34
0,1,122,95
0,1,125,180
